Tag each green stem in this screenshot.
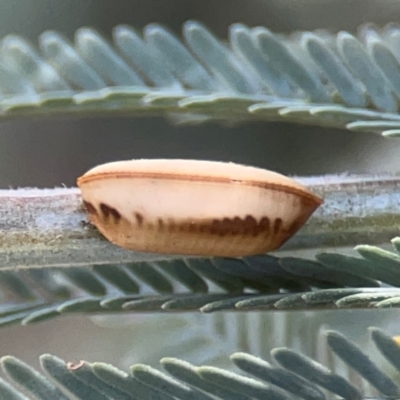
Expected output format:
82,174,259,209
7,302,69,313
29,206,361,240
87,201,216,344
1,174,400,269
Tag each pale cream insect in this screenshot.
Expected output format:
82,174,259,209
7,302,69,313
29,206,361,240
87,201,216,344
77,159,323,257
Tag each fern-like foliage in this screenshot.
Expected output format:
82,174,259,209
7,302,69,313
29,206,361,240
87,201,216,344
2,238,400,328
0,327,399,399
1,21,400,134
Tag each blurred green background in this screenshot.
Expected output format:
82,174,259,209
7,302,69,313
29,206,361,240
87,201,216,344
1,0,400,189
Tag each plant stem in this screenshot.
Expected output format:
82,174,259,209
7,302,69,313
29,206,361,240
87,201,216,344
1,174,400,269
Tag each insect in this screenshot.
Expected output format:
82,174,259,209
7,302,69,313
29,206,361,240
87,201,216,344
393,336,400,346
77,159,323,257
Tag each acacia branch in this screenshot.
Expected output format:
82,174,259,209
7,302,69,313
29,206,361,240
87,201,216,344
1,174,400,269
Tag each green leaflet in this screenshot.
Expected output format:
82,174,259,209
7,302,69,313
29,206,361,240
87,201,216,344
0,21,400,134
0,239,400,327
0,327,399,399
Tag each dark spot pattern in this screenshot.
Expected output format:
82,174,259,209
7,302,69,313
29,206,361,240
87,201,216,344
273,218,283,234
135,212,144,226
100,203,121,221
128,214,291,238
231,217,242,235
210,219,220,235
243,215,258,236
83,201,97,215
207,215,272,237
167,219,176,232
258,217,270,234
198,223,208,233
221,218,232,236
188,222,196,233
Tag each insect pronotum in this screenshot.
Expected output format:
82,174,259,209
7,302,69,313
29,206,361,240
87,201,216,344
77,159,323,257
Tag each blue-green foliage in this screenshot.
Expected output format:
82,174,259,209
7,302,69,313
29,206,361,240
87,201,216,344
1,240,400,327
0,22,400,134
0,327,398,399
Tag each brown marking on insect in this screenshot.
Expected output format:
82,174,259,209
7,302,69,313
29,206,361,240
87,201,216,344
198,223,209,234
273,218,283,234
258,216,271,235
134,212,144,227
100,203,121,221
83,201,97,215
210,219,220,235
232,216,243,235
176,215,274,237
188,221,197,233
167,218,176,233
243,215,257,236
221,218,233,236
